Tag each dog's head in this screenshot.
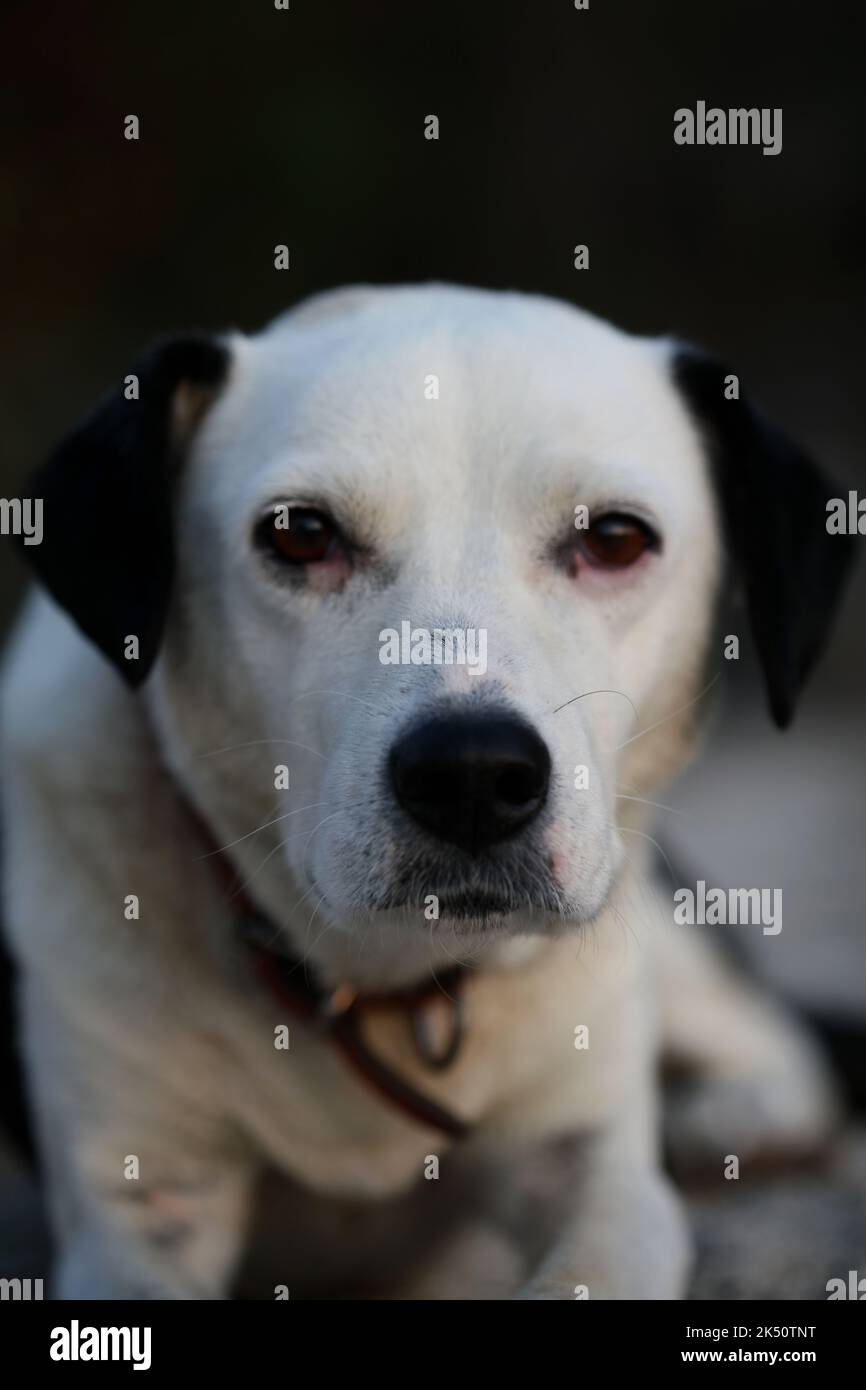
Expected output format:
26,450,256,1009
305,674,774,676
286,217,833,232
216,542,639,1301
21,286,854,970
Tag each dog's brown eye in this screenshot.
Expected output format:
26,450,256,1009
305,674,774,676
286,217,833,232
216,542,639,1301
580,513,657,568
256,507,340,565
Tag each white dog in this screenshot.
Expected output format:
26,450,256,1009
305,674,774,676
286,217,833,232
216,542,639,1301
0,285,853,1299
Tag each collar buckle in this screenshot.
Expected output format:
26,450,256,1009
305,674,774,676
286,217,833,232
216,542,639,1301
317,983,358,1027
410,989,465,1070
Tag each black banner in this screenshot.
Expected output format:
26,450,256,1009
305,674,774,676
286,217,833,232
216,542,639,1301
1,1299,863,1375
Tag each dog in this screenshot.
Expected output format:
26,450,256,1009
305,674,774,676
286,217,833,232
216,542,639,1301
0,284,854,1299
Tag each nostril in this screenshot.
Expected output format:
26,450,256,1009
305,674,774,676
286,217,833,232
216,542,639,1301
495,763,542,806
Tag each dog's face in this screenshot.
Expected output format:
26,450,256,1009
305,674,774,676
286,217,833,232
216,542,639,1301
160,288,721,935
23,286,853,965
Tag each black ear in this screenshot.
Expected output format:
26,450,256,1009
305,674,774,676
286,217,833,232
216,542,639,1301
672,346,856,728
17,335,231,687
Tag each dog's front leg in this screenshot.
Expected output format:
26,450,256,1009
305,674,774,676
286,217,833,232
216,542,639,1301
516,1120,691,1301
53,1159,257,1300
20,982,258,1300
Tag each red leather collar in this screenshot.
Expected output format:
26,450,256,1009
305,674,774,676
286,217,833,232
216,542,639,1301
189,800,470,1139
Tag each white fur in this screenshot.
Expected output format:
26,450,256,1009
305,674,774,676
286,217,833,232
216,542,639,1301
0,285,836,1299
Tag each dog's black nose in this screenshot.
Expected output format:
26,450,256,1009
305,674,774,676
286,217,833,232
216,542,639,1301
388,714,551,854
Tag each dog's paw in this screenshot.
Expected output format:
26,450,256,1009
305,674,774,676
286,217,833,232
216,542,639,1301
664,1063,841,1181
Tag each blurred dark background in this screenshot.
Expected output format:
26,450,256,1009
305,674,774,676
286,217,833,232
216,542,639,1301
2,0,865,663
0,0,864,1296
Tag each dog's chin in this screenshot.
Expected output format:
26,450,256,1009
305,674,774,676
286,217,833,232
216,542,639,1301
305,843,613,935
302,843,617,941
302,874,606,951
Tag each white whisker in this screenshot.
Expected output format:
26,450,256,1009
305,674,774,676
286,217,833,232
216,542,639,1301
193,738,325,761
553,688,638,723
610,823,677,885
615,671,721,751
615,793,683,816
287,689,391,717
196,802,333,859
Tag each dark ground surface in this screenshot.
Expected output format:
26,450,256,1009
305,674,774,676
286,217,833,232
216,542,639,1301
3,1127,865,1299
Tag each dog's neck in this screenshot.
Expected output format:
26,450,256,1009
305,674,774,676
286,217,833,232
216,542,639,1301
293,918,553,994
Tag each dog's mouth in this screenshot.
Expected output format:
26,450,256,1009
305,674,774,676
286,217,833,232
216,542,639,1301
308,875,521,926
365,862,569,924
428,891,515,921
307,830,576,927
